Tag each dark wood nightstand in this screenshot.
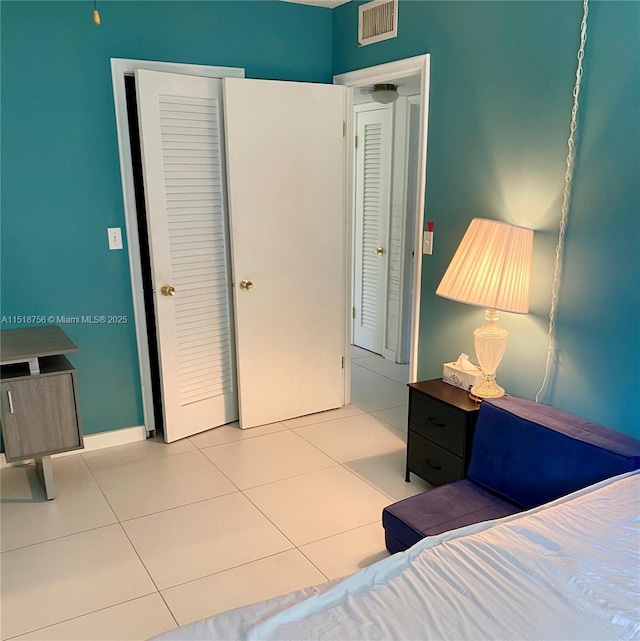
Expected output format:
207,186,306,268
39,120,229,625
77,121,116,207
406,379,479,486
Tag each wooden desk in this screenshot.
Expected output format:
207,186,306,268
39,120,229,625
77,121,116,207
0,326,83,499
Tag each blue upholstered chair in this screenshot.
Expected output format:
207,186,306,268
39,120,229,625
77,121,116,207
383,396,640,554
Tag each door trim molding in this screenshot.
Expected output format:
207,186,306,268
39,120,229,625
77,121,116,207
111,58,245,436
334,54,431,383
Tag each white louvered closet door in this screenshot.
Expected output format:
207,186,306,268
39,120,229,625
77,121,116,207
353,105,393,354
136,70,237,442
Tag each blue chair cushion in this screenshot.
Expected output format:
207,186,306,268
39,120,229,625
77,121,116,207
467,396,640,508
382,479,521,553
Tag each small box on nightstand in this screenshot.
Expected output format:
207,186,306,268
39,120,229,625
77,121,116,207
442,354,483,392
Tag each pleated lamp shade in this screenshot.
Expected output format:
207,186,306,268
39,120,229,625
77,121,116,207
436,218,533,314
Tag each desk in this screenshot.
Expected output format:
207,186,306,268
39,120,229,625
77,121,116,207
0,326,83,499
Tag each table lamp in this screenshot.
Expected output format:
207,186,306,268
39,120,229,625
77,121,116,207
436,218,533,401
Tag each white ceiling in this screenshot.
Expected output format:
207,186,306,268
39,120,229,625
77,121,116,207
280,0,351,8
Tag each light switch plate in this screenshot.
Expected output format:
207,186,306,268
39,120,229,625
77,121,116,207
108,227,123,250
423,230,433,255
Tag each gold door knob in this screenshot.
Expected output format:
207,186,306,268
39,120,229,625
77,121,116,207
374,247,384,255
239,279,253,291
160,284,176,297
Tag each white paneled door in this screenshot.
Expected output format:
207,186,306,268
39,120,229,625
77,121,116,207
353,105,393,354
137,71,346,438
136,70,238,442
224,78,346,429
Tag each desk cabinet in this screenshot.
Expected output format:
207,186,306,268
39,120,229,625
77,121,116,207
406,379,479,486
0,356,82,462
0,326,83,499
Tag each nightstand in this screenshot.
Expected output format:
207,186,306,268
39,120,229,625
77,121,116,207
406,379,479,486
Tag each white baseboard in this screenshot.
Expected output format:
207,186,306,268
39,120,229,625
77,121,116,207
1,425,148,468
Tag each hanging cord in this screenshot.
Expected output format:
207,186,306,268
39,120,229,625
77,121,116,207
536,0,589,403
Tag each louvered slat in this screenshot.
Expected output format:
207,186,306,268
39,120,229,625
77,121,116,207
159,94,234,405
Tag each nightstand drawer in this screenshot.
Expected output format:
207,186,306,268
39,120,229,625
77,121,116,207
409,392,467,456
407,432,464,486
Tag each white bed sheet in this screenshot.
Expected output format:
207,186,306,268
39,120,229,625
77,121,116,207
153,471,640,641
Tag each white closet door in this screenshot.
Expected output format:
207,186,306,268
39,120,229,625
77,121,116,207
223,78,346,429
353,106,393,354
136,70,237,442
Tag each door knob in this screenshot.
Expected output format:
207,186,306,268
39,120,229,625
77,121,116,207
374,247,384,255
239,280,253,291
161,284,176,297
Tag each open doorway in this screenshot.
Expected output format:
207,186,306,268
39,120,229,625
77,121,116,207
350,77,421,366
335,55,430,393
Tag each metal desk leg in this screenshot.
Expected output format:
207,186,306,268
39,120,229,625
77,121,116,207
36,456,56,500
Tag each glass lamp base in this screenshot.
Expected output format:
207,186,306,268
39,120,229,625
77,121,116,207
469,377,505,402
470,309,508,402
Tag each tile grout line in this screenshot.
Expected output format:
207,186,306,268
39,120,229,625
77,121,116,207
188,422,290,451
280,410,366,431
81,450,241,522
188,414,403,580
1,594,169,641
350,358,410,385
227,394,407,579
82,446,218,477
1,455,120,554
160,546,330,594
298,518,383,549
118,522,180,629
353,364,410,385
144,442,334,587
232,482,334,582
87,446,244,524
2,460,171,638
78,454,174,625
236,487,331,584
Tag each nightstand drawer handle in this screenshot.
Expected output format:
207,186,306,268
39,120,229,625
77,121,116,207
427,417,445,427
425,458,442,471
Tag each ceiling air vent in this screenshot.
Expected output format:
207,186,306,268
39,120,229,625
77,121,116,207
358,0,398,46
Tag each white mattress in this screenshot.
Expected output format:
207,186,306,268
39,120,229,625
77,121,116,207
153,470,640,641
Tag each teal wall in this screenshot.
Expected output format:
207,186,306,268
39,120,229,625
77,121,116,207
1,0,332,435
3,0,638,439
334,0,640,436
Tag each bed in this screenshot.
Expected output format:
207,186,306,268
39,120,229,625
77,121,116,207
152,470,640,641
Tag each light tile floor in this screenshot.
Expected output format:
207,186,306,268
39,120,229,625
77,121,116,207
0,348,431,640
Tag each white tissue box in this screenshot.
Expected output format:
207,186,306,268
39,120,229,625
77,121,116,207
442,361,484,391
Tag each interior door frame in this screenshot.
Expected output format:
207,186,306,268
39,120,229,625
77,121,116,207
335,54,431,385
111,58,245,436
